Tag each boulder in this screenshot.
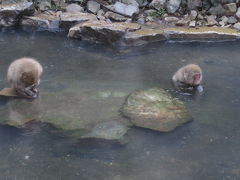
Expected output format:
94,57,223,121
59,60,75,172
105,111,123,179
208,4,226,15
59,12,97,30
223,3,237,14
233,22,240,30
149,0,166,9
167,0,182,14
0,2,34,27
104,11,129,21
65,3,84,13
20,14,59,30
113,2,139,17
236,7,240,19
227,16,237,24
206,15,218,26
87,1,101,14
187,0,202,10
68,21,141,43
122,88,192,132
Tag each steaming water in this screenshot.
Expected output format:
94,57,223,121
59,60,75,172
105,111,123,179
0,29,240,180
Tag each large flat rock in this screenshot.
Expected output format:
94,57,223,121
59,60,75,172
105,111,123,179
59,12,97,30
0,2,34,27
68,21,141,43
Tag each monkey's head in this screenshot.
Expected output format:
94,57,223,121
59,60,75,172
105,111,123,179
183,64,202,86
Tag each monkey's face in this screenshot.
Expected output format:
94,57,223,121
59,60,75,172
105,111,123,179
193,72,202,85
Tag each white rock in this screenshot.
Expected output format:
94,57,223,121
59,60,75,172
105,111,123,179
87,1,100,14
167,0,181,14
164,16,179,22
233,22,240,30
66,4,84,13
236,7,240,19
149,0,166,9
220,16,228,23
190,10,197,20
189,20,196,27
114,2,139,16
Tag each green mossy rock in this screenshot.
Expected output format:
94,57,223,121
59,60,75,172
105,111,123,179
122,88,192,132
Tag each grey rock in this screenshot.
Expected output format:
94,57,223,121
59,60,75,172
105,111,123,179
206,15,218,26
114,2,139,16
105,11,129,21
176,18,190,26
190,10,197,20
120,0,139,6
83,121,128,140
187,0,202,10
35,0,51,11
223,3,237,14
236,7,240,19
68,21,141,43
59,12,97,30
219,20,225,27
0,2,34,27
149,0,166,9
220,16,228,23
197,13,203,20
233,22,240,30
21,14,60,30
227,16,237,24
66,3,84,13
189,20,196,27
167,0,182,13
164,16,179,22
137,17,145,24
208,4,226,15
87,1,101,14
1,0,28,5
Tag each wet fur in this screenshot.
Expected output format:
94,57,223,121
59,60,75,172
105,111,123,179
172,64,202,92
7,57,43,98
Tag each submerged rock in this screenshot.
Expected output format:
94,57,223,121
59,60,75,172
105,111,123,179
0,89,131,140
0,2,34,27
122,88,192,132
83,121,128,140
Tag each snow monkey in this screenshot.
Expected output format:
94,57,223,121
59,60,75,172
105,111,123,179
172,64,203,93
7,57,43,99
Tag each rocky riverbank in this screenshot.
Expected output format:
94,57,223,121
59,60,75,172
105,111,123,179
1,0,240,45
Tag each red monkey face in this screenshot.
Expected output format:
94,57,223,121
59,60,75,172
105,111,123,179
193,72,201,85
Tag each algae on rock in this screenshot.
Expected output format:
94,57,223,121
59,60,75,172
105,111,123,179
122,88,192,132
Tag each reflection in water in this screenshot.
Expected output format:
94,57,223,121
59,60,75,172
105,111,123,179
0,30,240,179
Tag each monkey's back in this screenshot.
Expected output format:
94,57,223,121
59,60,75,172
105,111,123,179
7,57,43,88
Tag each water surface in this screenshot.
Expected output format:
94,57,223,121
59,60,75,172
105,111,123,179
0,29,240,180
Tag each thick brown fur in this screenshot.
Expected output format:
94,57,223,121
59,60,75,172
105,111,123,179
7,57,43,98
172,64,202,91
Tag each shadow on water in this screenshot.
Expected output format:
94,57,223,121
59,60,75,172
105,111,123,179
0,29,240,179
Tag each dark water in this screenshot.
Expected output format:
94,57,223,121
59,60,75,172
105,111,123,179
0,29,240,180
